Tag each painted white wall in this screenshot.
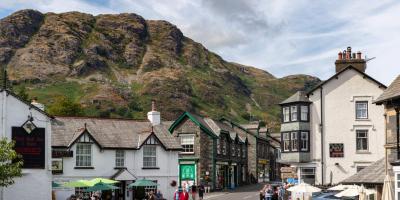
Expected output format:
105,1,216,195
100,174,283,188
0,92,52,200
308,69,385,184
53,143,179,200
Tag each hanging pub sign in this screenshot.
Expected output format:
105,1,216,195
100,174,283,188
52,158,63,174
12,126,45,169
52,149,73,158
329,143,344,157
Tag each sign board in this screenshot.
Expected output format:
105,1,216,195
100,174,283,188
180,164,196,180
12,127,45,169
281,173,297,179
329,143,344,157
281,167,296,173
52,158,63,174
52,150,73,158
258,159,268,165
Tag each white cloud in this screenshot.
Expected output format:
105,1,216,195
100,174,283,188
0,0,399,84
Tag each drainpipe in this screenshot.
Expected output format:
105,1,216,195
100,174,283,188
320,87,324,185
396,108,399,160
384,114,388,175
212,137,216,190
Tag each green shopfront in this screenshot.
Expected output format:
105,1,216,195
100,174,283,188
179,162,197,187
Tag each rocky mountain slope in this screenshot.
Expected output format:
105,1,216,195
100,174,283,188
0,10,319,130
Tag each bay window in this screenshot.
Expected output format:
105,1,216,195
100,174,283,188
283,107,290,122
300,106,308,121
300,132,309,151
291,132,298,151
283,133,290,152
291,106,298,121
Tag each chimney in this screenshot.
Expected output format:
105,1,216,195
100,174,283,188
147,100,160,126
31,97,45,111
335,47,366,73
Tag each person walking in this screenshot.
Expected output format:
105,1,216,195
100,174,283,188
174,187,182,200
181,189,189,200
198,185,205,200
191,185,197,200
264,185,273,200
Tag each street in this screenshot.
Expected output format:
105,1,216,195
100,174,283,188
204,184,264,200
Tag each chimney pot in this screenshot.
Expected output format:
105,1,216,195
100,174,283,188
151,100,156,111
148,100,160,126
338,52,343,60
345,48,351,60
356,51,362,59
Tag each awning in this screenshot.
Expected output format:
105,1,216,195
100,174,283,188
341,158,385,185
111,168,137,181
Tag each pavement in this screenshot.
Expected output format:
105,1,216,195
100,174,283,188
203,183,265,200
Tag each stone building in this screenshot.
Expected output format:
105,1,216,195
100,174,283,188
168,112,248,190
279,47,386,185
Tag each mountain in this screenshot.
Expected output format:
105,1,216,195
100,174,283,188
0,10,320,130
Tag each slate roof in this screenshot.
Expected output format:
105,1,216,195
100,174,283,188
280,91,310,105
341,158,385,185
52,117,181,150
240,122,259,130
375,75,400,104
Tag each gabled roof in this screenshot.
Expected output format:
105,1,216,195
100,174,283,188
341,158,385,185
1,89,53,119
168,112,218,139
374,75,400,104
307,66,386,95
279,91,310,105
52,117,181,150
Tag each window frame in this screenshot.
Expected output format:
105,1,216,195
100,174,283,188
76,142,92,167
356,130,369,151
180,134,195,154
355,101,368,119
282,132,290,152
300,105,309,121
283,107,290,122
115,150,125,168
143,145,157,168
300,131,309,152
291,105,298,121
291,132,298,151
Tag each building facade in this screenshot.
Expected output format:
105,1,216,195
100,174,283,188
168,112,248,190
279,47,386,185
0,90,53,200
51,108,181,200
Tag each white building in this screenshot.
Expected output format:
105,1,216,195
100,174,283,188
279,47,386,185
51,107,181,200
0,90,52,200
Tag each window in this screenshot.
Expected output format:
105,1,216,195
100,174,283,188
283,133,290,152
76,143,92,167
283,107,290,122
300,132,309,151
357,166,366,172
222,138,227,155
242,145,246,158
301,106,308,121
356,130,368,151
356,101,368,119
115,150,125,167
291,106,298,121
300,168,315,184
291,132,298,151
231,143,235,157
237,144,241,157
180,135,195,153
217,139,221,155
143,145,157,168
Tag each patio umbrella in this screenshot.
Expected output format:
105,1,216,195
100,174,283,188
84,181,119,192
358,185,367,200
88,178,118,186
335,187,359,198
327,184,356,191
52,181,62,188
128,179,159,187
382,174,394,200
287,183,321,193
63,180,91,188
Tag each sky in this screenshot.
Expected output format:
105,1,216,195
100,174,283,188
1,0,399,84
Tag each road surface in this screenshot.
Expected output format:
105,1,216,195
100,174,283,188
204,184,264,200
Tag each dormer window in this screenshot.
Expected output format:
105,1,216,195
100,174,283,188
76,143,92,167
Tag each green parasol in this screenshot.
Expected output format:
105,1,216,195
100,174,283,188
52,181,62,188
88,178,118,186
84,181,119,192
128,179,159,187
63,180,91,188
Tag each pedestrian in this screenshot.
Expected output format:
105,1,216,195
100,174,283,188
147,191,156,200
174,187,182,200
198,184,205,200
264,185,273,200
155,190,163,200
272,186,278,200
191,184,197,200
181,188,189,200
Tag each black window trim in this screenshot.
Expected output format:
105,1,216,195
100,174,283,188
280,130,310,153
281,103,310,123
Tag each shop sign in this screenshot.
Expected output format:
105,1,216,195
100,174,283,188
280,167,296,173
281,172,297,179
258,159,268,165
12,127,45,169
52,158,63,174
180,164,195,180
52,150,73,158
329,143,344,157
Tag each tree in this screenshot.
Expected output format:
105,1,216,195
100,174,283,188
0,138,22,187
48,96,83,116
16,87,30,102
